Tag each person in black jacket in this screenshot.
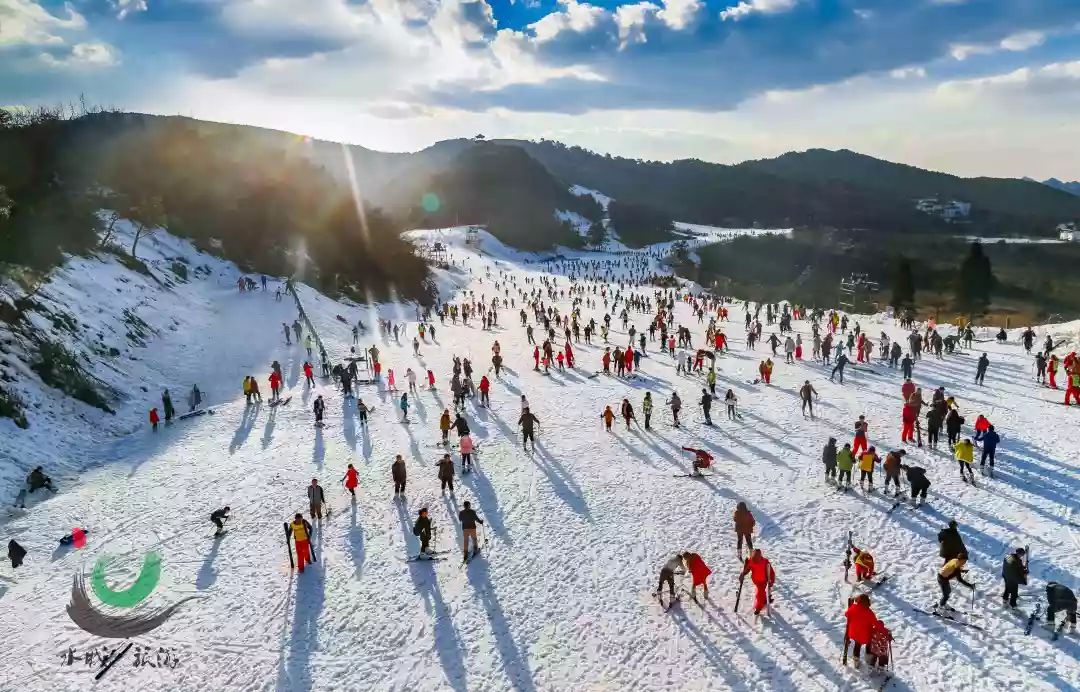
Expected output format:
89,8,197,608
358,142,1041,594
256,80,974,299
313,395,325,425
437,453,455,494
412,507,433,556
7,540,26,569
392,454,407,498
926,407,944,449
822,437,837,482
699,389,713,426
458,501,484,562
1046,582,1078,631
945,409,964,447
210,506,230,537
453,413,470,438
1001,547,1028,607
901,464,931,506
938,520,966,563
518,408,539,451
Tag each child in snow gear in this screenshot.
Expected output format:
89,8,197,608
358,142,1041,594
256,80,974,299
642,392,654,430
288,513,314,572
852,416,868,455
400,392,409,422
1046,582,1078,631
937,552,974,611
901,463,930,506
1001,547,1028,608
734,502,755,560
836,443,855,488
954,438,976,483
740,549,776,615
685,552,713,601
851,544,876,582
308,478,325,520
392,455,407,497
822,438,838,482
438,454,455,494
210,507,230,536
724,389,738,420
681,447,713,476
669,391,682,427
149,408,160,431
460,435,475,472
655,554,685,600
344,464,359,498
459,501,484,562
413,508,434,555
843,594,879,668
601,405,615,431
313,395,325,425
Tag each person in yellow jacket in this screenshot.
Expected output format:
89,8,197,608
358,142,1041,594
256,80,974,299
243,376,252,404
287,513,314,572
858,447,880,491
439,409,452,444
954,438,975,484
937,552,974,613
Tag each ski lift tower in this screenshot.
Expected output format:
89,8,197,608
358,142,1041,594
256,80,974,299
465,227,480,248
431,242,448,266
838,273,880,314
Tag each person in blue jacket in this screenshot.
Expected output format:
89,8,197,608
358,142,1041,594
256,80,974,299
980,425,1001,472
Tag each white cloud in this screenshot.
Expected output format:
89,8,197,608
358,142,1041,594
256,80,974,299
951,29,1045,60
40,41,119,68
939,60,1080,100
720,0,798,22
220,0,373,43
0,0,86,47
658,0,703,31
890,66,926,80
112,0,148,20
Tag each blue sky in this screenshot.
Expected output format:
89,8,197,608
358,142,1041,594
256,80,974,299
3,1,1080,179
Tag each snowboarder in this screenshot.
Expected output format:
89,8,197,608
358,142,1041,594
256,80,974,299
458,501,484,562
438,453,455,494
313,395,325,425
518,408,539,451
1001,547,1028,608
392,454,407,497
343,464,359,499
210,507,230,537
287,513,314,573
308,478,325,520
740,549,776,616
734,501,755,560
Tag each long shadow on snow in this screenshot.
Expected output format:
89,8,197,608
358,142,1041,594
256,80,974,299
347,500,364,579
668,604,751,690
393,501,468,692
228,404,260,455
466,558,537,692
460,458,513,546
261,405,278,450
341,399,357,452
195,537,223,590
312,427,325,468
531,442,592,521
275,559,325,692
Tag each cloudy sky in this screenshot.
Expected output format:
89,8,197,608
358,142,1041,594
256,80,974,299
3,0,1080,179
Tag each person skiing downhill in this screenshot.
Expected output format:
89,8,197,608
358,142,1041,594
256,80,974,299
937,552,974,613
734,501,755,561
642,392,654,430
460,434,475,472
668,391,682,427
412,507,433,555
211,506,230,537
799,380,818,418
437,453,455,494
313,395,325,425
740,549,776,616
518,408,539,451
601,405,615,432
308,478,325,520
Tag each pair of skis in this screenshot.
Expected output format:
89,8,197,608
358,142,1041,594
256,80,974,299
283,522,316,569
911,607,984,630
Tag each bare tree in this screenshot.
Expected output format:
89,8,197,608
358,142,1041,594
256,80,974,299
123,194,165,259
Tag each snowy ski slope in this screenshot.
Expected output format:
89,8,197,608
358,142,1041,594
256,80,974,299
0,226,1078,692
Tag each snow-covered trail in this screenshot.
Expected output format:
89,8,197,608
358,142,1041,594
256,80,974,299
1,228,1078,691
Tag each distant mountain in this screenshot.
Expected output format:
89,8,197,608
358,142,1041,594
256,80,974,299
1039,178,1080,197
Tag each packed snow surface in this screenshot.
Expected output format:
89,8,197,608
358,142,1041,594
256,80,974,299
0,226,1078,692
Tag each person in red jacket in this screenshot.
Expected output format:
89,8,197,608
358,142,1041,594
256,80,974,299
901,378,915,402
602,348,612,373
844,594,879,667
564,342,574,368
901,401,917,443
1048,355,1059,389
852,415,869,454
681,446,713,476
533,346,540,371
149,407,160,431
343,463,359,499
269,370,282,401
478,375,491,407
685,551,713,601
734,501,755,560
624,345,634,373
427,369,436,391
740,549,775,615
714,331,728,351
303,361,315,387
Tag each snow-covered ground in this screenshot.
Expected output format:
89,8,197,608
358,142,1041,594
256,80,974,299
1,225,1079,691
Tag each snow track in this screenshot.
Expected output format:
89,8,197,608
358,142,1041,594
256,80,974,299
1,226,1078,691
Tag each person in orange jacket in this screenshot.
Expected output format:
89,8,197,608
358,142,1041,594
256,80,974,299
602,348,611,373
1048,355,1059,389
343,463,359,499
601,405,615,431
844,594,879,667
685,551,713,601
149,407,160,431
901,378,915,402
740,549,776,615
759,358,773,384
733,501,755,560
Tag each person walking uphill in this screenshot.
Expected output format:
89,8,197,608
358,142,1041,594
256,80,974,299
308,478,326,520
799,380,818,419
440,409,452,444
734,501,755,561
313,395,325,426
1001,547,1028,608
740,549,776,616
459,501,484,563
287,513,315,573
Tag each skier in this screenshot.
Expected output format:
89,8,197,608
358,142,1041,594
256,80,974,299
283,323,291,345
400,392,409,422
460,434,475,472
669,391,682,428
938,520,967,564
437,453,455,494
836,442,855,488
724,389,738,420
620,398,635,430
308,478,325,520
303,361,315,387
734,501,755,561
210,506,230,537
453,413,471,438
479,375,490,407
936,552,974,613
740,549,776,616
699,388,713,426
269,370,282,402
851,544,876,582
406,368,418,394
799,380,818,418
681,447,713,477
412,507,433,555
980,425,1000,473
458,501,484,562
654,553,685,602
1001,547,1028,608
1046,582,1078,632
843,594,879,668
518,408,540,451
975,353,990,385
901,463,930,507
392,454,407,498
685,551,713,601
822,437,838,483
188,385,202,412
954,437,976,483
287,513,314,573
343,463,359,499
858,447,880,491
852,415,869,455
601,405,615,432
313,395,325,426
882,449,905,495
831,352,849,383
642,392,654,430
439,409,452,444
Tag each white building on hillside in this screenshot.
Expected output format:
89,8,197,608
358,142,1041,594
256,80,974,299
1059,223,1078,242
916,198,972,222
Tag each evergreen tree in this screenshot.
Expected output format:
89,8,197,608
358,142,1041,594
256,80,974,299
890,256,915,310
955,241,995,315
587,221,607,249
